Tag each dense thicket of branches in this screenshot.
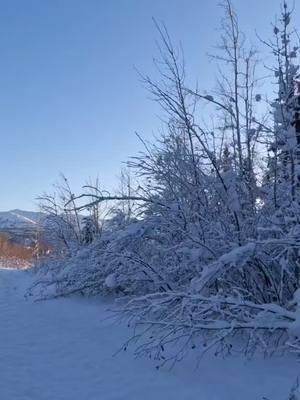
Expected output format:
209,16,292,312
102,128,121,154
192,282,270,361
31,1,300,363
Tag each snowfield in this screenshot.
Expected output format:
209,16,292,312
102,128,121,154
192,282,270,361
0,268,299,400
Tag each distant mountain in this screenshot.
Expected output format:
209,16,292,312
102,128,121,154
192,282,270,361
0,210,43,230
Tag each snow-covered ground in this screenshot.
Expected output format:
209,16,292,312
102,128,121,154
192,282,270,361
0,268,298,400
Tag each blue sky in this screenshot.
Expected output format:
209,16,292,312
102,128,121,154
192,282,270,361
0,0,298,210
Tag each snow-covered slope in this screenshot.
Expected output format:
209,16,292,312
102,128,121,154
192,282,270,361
0,209,43,229
0,268,298,400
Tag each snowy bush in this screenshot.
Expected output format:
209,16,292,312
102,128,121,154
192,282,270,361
31,0,300,363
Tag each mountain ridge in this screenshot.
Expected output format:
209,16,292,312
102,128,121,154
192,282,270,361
0,210,43,229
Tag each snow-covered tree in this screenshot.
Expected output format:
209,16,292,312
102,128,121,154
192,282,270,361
31,1,300,365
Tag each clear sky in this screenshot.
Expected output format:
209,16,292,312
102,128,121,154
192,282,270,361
0,0,299,211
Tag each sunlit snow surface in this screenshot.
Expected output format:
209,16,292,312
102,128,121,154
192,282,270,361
0,268,298,400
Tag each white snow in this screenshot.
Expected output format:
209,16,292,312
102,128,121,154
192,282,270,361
288,288,300,339
0,267,298,400
104,273,117,289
